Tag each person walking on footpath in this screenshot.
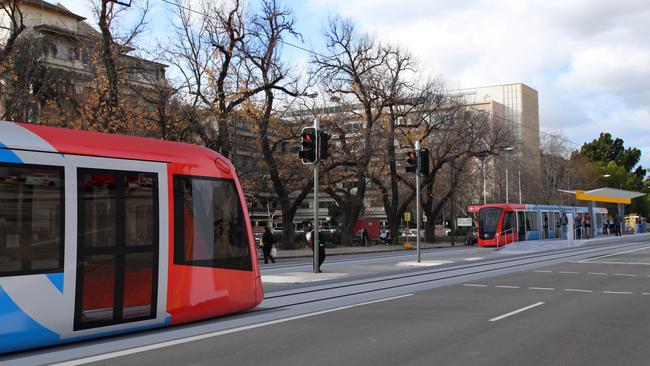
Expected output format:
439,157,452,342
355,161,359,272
305,225,326,272
261,227,276,264
561,212,568,239
362,228,369,246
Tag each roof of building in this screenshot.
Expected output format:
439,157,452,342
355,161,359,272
19,0,86,21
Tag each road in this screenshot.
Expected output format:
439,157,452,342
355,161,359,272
3,234,650,365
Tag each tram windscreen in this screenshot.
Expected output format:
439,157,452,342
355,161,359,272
479,208,503,239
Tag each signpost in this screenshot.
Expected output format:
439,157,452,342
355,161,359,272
457,218,473,227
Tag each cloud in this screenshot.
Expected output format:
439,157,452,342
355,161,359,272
305,0,650,169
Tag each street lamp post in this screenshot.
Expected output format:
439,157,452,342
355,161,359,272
503,147,515,204
478,153,488,205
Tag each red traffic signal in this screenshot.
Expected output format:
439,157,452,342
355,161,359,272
299,127,317,164
405,151,417,173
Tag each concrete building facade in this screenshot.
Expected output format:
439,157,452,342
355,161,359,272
450,83,541,163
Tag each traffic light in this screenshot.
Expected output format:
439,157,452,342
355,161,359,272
318,131,330,160
418,149,429,176
405,151,417,173
299,127,317,164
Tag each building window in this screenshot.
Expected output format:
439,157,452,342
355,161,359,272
48,43,58,58
0,163,64,276
173,175,251,271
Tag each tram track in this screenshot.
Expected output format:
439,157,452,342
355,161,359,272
256,239,647,312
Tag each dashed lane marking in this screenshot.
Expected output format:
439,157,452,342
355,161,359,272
642,293,650,296
588,272,608,275
533,270,552,273
495,285,520,289
603,291,634,295
559,271,580,274
463,284,487,287
613,273,639,277
564,289,593,293
529,287,554,291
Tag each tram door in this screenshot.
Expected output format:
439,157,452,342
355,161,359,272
566,212,575,240
516,211,526,242
74,168,159,330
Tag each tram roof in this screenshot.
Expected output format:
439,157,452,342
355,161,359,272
0,121,230,170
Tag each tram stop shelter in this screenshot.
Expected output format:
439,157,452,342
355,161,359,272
563,187,646,233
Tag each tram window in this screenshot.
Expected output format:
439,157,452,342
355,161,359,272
503,212,515,231
0,163,64,276
173,175,251,271
525,211,539,231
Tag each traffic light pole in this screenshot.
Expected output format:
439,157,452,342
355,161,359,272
313,118,320,273
415,141,421,263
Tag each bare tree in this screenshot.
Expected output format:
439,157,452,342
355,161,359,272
312,17,397,244
0,0,25,64
90,0,150,132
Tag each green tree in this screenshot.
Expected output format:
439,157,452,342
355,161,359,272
580,133,643,172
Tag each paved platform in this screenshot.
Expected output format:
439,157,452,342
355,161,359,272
396,260,454,267
261,272,348,284
261,240,468,260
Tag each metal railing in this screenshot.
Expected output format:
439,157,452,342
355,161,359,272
495,228,516,247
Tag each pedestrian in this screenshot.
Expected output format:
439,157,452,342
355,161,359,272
614,214,622,236
362,228,369,246
583,212,591,239
261,227,276,264
561,212,568,239
574,213,583,239
305,225,326,272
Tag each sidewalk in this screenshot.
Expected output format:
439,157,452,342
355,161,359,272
260,240,469,260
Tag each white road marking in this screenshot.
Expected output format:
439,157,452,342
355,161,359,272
564,289,593,293
588,272,608,275
613,273,639,277
495,285,520,289
579,245,650,263
529,287,555,291
489,302,545,322
51,294,414,366
584,261,650,266
559,271,580,274
533,270,552,273
463,284,487,287
463,257,483,261
642,293,650,296
603,291,634,295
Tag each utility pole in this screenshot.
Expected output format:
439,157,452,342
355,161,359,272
415,141,421,263
312,118,320,273
450,160,455,246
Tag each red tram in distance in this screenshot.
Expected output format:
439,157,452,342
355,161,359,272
468,203,608,247
0,121,262,353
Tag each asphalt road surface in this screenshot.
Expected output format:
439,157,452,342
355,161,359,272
4,235,650,366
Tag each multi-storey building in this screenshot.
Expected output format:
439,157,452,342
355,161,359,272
0,0,167,119
450,83,541,163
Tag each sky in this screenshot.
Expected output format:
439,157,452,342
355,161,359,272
58,0,650,169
